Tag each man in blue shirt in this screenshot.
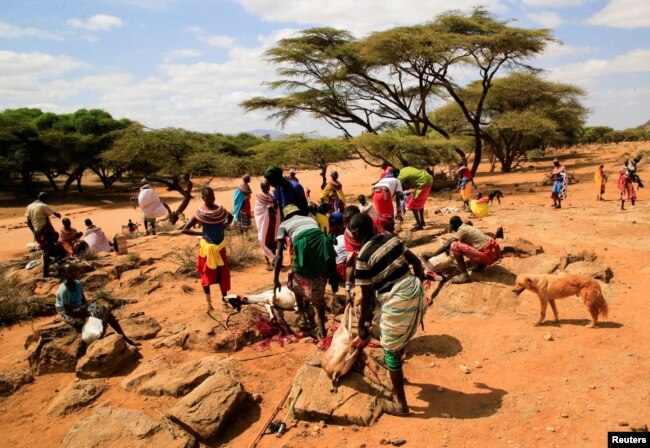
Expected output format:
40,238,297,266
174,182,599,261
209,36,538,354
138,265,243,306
264,166,308,217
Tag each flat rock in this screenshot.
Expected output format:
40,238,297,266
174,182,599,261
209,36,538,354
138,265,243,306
119,313,161,340
166,371,246,440
61,406,195,448
27,322,86,376
76,334,140,379
48,379,108,416
501,254,560,275
155,313,261,353
435,281,519,316
120,365,158,392
290,351,388,426
564,261,613,283
0,370,34,396
500,238,544,258
138,358,214,397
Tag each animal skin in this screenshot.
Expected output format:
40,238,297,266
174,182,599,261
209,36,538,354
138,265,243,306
224,286,298,320
513,273,608,327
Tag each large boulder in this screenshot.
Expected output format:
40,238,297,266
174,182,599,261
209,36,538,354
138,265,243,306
61,407,195,448
434,281,519,316
76,334,140,379
500,238,544,258
119,312,161,340
564,261,613,283
166,372,246,441
0,370,34,396
290,351,388,426
47,379,108,416
27,323,86,376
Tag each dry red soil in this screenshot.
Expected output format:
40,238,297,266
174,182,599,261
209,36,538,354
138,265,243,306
0,142,648,448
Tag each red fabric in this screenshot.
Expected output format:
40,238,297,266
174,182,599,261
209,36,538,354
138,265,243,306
344,229,363,256
336,262,346,282
197,247,231,290
451,239,501,266
373,189,395,232
405,182,432,211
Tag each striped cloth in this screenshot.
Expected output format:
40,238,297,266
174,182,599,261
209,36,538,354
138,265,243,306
355,234,410,294
454,223,491,250
254,192,279,260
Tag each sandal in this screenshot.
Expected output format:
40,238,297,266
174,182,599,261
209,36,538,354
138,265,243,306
383,400,409,416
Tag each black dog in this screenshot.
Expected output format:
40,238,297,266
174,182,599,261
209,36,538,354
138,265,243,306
488,190,504,205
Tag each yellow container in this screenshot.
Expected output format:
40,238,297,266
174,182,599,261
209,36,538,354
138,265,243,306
113,234,128,255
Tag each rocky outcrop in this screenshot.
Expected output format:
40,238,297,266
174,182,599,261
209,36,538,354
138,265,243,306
166,372,246,440
290,351,388,426
564,261,613,283
119,312,161,340
501,254,560,275
500,238,544,258
76,334,140,379
138,359,214,398
61,407,195,448
435,280,519,316
0,370,34,396
27,323,86,376
47,379,108,416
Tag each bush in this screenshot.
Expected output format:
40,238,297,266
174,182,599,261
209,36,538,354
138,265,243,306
174,245,199,278
525,149,544,161
0,268,31,326
226,231,263,270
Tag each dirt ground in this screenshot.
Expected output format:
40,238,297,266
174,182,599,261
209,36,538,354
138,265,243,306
0,142,648,448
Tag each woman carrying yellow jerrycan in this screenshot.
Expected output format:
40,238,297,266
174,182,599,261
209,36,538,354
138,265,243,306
469,192,490,218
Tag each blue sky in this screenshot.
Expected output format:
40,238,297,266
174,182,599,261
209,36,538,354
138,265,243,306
1,0,649,135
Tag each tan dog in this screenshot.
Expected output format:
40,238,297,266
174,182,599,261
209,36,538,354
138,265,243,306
513,274,608,327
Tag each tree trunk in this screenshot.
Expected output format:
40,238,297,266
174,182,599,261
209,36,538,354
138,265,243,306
43,171,60,191
319,161,327,190
62,167,86,194
470,124,482,176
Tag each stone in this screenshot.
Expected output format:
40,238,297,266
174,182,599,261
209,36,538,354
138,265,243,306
474,361,483,368
47,379,108,416
501,254,560,275
155,313,260,353
543,332,554,341
631,424,648,432
618,421,629,427
76,334,140,379
391,438,406,446
291,350,388,426
138,358,214,397
61,406,195,448
166,371,246,440
435,281,519,316
545,426,556,433
459,365,471,374
500,238,544,258
120,365,158,391
27,322,86,376
119,313,162,340
0,370,34,396
561,413,569,418
564,261,613,283
560,249,598,269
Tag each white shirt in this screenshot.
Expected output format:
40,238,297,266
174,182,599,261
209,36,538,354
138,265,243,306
373,177,403,197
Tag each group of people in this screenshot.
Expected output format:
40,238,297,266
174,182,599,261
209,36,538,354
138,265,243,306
25,192,113,278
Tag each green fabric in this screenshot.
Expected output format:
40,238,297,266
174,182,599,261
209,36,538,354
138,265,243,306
397,167,433,196
384,349,402,371
292,227,336,278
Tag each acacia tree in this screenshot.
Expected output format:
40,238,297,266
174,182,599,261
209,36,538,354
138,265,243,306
285,136,351,189
434,72,586,172
242,8,553,173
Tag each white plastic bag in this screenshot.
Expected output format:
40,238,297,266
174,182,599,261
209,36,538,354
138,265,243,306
81,316,104,344
321,304,360,385
424,253,454,272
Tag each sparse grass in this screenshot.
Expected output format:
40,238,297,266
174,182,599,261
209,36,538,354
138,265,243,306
0,268,31,326
123,230,146,240
76,248,99,261
226,231,263,271
174,245,199,278
156,220,177,233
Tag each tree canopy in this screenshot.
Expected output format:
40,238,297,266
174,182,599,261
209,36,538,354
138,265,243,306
242,8,554,173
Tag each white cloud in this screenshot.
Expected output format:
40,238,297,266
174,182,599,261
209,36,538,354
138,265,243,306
199,35,236,48
67,14,123,32
586,0,650,28
522,0,585,6
162,48,202,63
548,49,650,84
541,41,594,58
525,11,565,28
237,0,505,35
0,21,62,40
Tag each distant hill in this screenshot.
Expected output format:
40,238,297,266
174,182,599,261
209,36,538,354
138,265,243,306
247,129,285,139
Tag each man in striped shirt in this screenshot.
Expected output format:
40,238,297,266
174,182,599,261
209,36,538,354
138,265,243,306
351,213,426,416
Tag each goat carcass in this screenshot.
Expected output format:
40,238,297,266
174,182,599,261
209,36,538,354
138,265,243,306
224,286,297,320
